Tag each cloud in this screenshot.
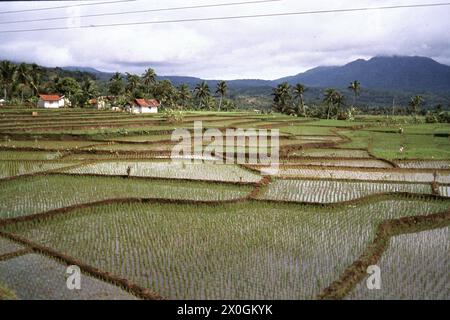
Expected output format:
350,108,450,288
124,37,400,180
0,0,449,79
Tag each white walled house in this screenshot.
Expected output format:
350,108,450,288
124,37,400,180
37,94,66,108
130,98,159,114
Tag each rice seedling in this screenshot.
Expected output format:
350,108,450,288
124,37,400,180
346,227,449,300
0,151,62,160
290,149,371,158
395,160,450,169
281,159,392,168
0,254,137,300
276,168,450,183
0,237,25,256
0,175,252,219
257,179,432,203
0,140,101,150
0,160,80,179
60,161,261,183
438,185,450,197
3,197,449,299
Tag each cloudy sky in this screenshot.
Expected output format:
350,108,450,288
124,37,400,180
0,0,449,79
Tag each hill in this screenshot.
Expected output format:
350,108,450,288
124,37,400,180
275,56,450,92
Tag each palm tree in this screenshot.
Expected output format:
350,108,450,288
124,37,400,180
194,81,210,109
108,72,124,96
215,81,227,111
409,95,423,115
178,84,191,109
293,83,306,117
16,63,31,103
333,91,345,116
323,88,336,119
28,63,42,96
348,80,361,107
125,73,141,97
142,68,157,94
82,78,98,99
272,82,293,114
110,72,122,82
0,60,17,100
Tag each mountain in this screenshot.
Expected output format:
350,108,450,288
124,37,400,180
275,56,450,92
63,56,450,92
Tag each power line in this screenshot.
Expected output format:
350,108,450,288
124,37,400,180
0,0,281,25
1,2,449,34
0,0,137,15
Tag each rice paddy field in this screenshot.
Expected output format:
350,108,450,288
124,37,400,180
0,108,449,300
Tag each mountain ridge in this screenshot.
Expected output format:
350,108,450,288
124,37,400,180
62,55,450,92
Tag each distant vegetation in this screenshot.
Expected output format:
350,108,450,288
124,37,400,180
0,58,449,118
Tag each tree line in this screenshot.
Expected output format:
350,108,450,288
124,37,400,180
0,60,234,110
271,80,445,121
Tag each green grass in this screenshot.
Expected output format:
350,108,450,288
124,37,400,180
279,125,335,136
2,197,449,299
341,130,450,159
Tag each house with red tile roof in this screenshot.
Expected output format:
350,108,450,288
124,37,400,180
37,94,66,108
130,98,159,113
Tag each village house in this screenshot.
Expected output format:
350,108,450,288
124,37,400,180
88,96,116,109
37,94,66,108
129,98,160,114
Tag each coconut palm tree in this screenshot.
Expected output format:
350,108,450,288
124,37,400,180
108,72,124,96
82,78,98,99
409,95,423,115
0,60,17,101
178,84,191,109
348,80,361,107
28,63,42,96
215,80,227,111
323,88,337,119
293,83,307,117
16,63,31,103
194,81,210,109
125,73,141,97
272,82,293,114
110,72,122,82
333,91,345,116
142,68,157,94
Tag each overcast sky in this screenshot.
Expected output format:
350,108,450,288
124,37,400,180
0,0,449,79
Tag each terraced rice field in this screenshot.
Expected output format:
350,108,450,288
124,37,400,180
280,159,392,168
0,174,252,219
257,179,432,203
291,148,371,158
0,160,80,179
395,160,450,169
1,109,449,300
275,167,450,183
60,161,261,183
0,151,63,160
2,198,449,299
346,227,449,300
0,140,101,150
0,254,137,300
